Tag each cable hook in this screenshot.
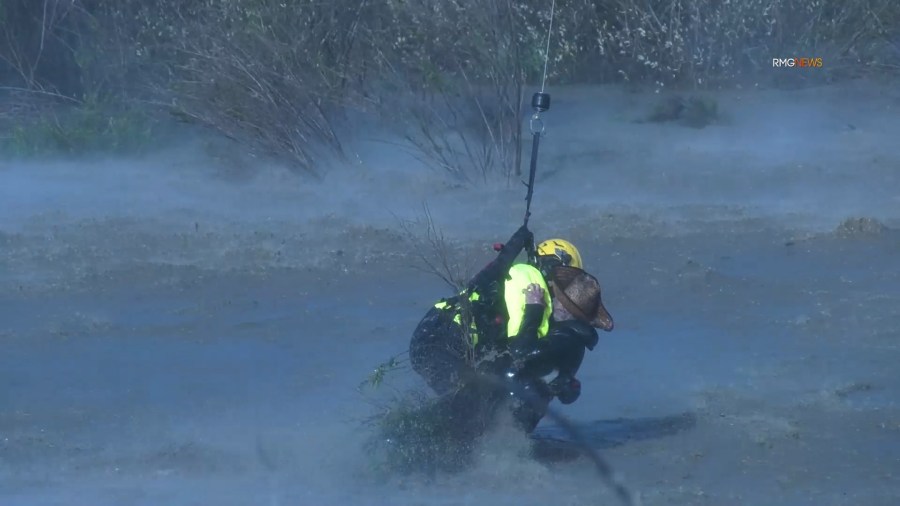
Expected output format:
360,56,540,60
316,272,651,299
529,113,545,135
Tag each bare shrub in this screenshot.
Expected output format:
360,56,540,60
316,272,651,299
370,0,568,182
577,0,900,87
396,204,472,292
118,0,381,175
0,0,79,94
1,0,897,162
395,204,485,368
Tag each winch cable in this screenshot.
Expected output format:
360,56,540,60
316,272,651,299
523,0,555,264
518,1,639,503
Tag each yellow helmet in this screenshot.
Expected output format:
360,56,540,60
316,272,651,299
536,238,583,269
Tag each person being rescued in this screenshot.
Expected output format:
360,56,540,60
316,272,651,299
408,224,614,435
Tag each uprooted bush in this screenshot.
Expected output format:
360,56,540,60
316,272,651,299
364,393,476,475
363,378,518,475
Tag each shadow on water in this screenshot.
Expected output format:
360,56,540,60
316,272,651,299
530,412,697,462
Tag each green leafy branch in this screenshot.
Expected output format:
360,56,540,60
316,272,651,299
359,353,409,390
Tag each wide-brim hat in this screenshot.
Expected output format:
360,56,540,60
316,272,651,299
549,266,614,331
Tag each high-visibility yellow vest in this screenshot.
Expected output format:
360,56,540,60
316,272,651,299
434,263,551,346
504,263,552,339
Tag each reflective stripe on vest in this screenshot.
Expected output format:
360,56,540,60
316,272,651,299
434,291,481,345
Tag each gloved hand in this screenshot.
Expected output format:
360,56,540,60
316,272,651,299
509,224,534,252
549,375,581,405
523,283,545,305
467,224,534,293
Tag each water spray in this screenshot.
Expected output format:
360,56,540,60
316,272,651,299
467,371,639,506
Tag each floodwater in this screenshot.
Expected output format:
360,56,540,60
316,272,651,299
2,80,899,505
